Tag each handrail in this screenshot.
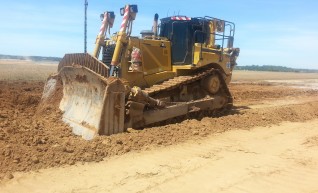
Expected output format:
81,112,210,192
203,16,235,36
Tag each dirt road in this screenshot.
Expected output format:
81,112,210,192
1,60,318,192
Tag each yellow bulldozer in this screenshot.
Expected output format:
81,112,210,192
42,4,240,140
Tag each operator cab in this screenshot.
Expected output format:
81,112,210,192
160,16,208,65
159,16,235,65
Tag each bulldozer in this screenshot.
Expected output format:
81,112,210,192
42,4,240,140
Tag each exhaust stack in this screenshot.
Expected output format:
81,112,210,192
153,13,159,36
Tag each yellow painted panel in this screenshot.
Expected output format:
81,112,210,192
192,44,232,76
140,39,171,75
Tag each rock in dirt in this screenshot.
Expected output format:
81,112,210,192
5,173,14,180
31,156,40,164
192,131,199,135
13,158,20,164
64,147,74,153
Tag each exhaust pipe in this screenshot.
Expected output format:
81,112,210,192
153,13,159,36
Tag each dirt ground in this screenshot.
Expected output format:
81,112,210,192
2,120,318,193
0,60,318,192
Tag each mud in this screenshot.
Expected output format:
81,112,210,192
0,80,318,180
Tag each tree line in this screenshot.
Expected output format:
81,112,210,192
0,54,61,62
235,65,318,73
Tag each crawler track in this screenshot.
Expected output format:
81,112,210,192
141,68,234,127
144,68,233,109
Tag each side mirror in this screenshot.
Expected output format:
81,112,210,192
130,5,138,13
194,31,206,44
120,5,138,16
120,7,125,16
108,12,115,19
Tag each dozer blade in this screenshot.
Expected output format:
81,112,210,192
58,66,126,140
58,53,109,78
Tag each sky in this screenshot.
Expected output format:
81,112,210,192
0,0,318,69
